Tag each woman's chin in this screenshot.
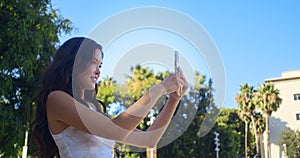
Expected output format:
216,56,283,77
88,87,95,91
85,84,96,90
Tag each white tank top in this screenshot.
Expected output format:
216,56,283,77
50,126,115,158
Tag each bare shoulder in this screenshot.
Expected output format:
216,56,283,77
47,90,75,105
46,90,75,133
48,90,72,100
46,90,76,114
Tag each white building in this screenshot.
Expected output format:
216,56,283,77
264,70,300,158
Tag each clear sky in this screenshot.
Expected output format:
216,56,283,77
52,0,300,108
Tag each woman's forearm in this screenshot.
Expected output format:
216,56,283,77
145,95,180,146
147,95,180,131
120,95,181,148
112,84,165,133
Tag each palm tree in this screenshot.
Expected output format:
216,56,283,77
236,83,257,157
253,112,266,158
237,110,251,158
255,82,282,158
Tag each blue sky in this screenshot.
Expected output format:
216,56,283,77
52,0,300,108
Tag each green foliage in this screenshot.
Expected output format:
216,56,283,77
126,65,163,103
124,66,167,157
216,108,244,157
253,113,265,135
235,83,255,114
0,0,73,156
157,72,217,157
255,82,282,116
98,67,248,157
98,65,166,157
0,0,259,157
97,77,118,105
278,129,300,158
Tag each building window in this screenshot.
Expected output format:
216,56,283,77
297,114,300,120
294,94,300,101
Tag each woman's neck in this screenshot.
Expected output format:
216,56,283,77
73,86,85,100
77,90,85,100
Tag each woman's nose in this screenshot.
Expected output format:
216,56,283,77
95,67,100,75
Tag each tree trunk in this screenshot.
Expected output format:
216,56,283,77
266,114,270,158
251,115,260,154
257,133,261,156
147,147,157,158
245,121,248,158
260,134,265,158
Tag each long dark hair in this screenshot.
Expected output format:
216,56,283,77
30,37,106,157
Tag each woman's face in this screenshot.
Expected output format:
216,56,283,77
75,48,102,90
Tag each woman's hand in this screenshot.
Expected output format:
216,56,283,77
170,67,188,99
159,73,181,95
159,67,188,96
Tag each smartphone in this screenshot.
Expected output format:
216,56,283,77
174,51,179,73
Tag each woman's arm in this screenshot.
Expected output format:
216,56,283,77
111,83,165,132
119,94,181,148
111,74,180,132
119,67,188,148
47,74,181,142
47,90,130,141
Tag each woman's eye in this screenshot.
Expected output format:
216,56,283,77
90,60,97,65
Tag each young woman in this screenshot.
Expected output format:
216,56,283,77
30,37,188,158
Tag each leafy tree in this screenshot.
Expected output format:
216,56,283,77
216,108,244,158
278,129,300,158
97,67,249,158
97,77,117,105
103,65,165,157
124,66,169,158
157,72,217,157
0,0,73,156
255,82,282,158
120,65,164,130
106,69,216,157
96,77,124,115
